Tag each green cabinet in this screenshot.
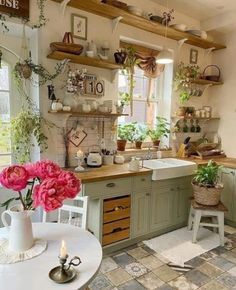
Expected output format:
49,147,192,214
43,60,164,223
174,186,192,225
220,168,235,221
131,191,150,237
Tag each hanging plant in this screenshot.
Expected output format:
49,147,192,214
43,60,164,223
11,110,48,163
31,0,48,29
174,62,200,103
0,14,9,32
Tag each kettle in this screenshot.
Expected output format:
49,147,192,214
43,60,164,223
86,145,102,167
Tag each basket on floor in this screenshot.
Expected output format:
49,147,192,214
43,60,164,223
192,181,223,206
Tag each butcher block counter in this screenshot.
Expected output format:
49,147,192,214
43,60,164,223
72,163,152,183
180,157,236,169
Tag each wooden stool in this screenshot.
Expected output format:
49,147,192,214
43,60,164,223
188,200,228,246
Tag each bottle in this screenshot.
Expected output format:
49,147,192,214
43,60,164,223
182,119,189,132
195,120,201,132
190,119,196,132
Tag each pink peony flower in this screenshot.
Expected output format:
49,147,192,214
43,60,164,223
0,165,29,191
58,171,81,199
25,160,62,180
33,178,66,212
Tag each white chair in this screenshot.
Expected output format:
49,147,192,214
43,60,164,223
43,196,88,230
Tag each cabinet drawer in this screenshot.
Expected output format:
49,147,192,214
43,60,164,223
102,228,130,246
133,175,152,191
84,177,132,197
103,218,130,235
103,208,130,223
104,196,131,212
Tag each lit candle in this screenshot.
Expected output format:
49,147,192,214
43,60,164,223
60,240,67,259
76,150,84,158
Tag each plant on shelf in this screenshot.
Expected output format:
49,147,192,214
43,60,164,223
117,123,136,151
133,123,147,149
192,160,223,206
116,91,131,114
174,62,200,104
148,116,170,147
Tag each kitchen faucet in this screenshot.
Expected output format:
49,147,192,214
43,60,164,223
141,146,152,168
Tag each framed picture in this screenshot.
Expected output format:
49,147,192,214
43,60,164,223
71,14,87,40
190,49,198,64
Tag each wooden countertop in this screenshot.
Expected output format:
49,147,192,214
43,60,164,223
71,163,152,183
180,157,236,169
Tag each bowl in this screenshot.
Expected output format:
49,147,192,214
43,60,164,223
170,23,187,32
127,5,143,16
86,51,95,58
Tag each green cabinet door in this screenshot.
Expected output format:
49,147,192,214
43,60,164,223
221,168,235,221
174,187,192,225
150,186,174,232
131,191,150,238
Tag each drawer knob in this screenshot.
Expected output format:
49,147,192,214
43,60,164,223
141,178,146,182
114,206,125,211
106,182,116,188
146,193,150,196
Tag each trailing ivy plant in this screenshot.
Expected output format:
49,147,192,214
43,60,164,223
174,62,200,104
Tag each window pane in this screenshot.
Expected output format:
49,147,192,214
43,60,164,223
0,91,10,122
0,65,9,90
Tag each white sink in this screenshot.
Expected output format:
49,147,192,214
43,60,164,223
143,158,197,180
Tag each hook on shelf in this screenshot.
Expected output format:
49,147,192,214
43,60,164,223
177,38,188,49
112,16,123,33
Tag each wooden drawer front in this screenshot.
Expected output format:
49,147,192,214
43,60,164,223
103,218,130,235
133,175,152,191
103,228,130,246
84,177,132,196
104,196,131,212
103,208,130,223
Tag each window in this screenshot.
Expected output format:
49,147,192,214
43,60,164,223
0,62,11,170
118,66,161,127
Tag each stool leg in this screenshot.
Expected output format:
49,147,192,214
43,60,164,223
192,210,201,243
218,212,225,246
188,206,194,231
212,217,218,233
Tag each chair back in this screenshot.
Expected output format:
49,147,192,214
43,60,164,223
43,196,88,229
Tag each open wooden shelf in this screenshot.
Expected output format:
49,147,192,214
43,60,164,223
48,110,128,118
171,116,220,121
51,0,226,51
47,51,122,70
192,79,223,86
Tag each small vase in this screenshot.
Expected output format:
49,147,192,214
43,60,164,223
135,141,142,149
1,205,34,252
152,140,160,147
117,140,127,151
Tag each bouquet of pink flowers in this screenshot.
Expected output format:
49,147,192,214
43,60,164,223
0,160,81,212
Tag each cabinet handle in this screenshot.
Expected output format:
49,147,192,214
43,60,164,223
106,183,116,188
170,188,174,191
177,186,180,190
231,171,235,175
146,193,150,196
141,178,146,182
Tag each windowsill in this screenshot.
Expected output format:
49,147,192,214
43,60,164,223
118,148,173,156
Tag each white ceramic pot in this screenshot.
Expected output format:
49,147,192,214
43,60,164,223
1,205,34,252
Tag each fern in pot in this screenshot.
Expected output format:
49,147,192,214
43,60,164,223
148,116,170,147
192,160,223,206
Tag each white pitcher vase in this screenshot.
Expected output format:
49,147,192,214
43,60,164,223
1,205,34,252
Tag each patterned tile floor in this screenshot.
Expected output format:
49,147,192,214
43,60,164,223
89,226,236,290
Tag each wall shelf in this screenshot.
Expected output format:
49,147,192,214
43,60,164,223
171,116,220,121
48,111,128,118
51,0,226,51
192,79,223,86
47,51,122,70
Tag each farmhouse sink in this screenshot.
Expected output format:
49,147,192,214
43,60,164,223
142,158,197,180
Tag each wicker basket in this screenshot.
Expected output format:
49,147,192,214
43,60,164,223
201,65,221,82
50,32,83,55
192,181,223,206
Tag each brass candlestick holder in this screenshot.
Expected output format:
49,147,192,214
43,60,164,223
49,255,82,284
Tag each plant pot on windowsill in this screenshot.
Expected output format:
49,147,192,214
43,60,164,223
117,140,127,151
152,140,160,147
135,141,143,149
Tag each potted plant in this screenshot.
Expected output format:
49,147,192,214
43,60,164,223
174,62,200,103
117,123,136,151
133,123,147,149
192,160,223,205
148,117,170,147
116,92,131,114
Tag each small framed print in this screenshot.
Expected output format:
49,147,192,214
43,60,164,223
190,49,198,64
71,14,87,40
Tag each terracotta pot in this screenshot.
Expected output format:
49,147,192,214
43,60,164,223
152,140,160,147
135,141,142,149
117,140,127,151
192,181,223,206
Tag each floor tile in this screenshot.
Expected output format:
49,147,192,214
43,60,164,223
200,251,218,261
154,252,170,263
199,280,228,290
217,272,236,289
105,268,132,286
137,272,164,289
209,256,235,271
168,275,198,290
197,262,224,278
113,252,136,268
153,264,180,282
228,266,236,276
139,254,164,270
100,257,119,274
211,246,227,255
157,284,175,290
89,273,114,290
185,269,210,287
225,225,236,235
117,279,146,290
127,247,150,260
141,244,157,255
187,256,205,268
221,250,236,264
124,262,148,278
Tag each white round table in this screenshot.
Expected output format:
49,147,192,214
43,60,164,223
0,223,102,290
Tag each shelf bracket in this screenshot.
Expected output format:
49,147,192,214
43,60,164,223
112,16,123,33
60,0,71,15
205,47,216,55
177,38,188,50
